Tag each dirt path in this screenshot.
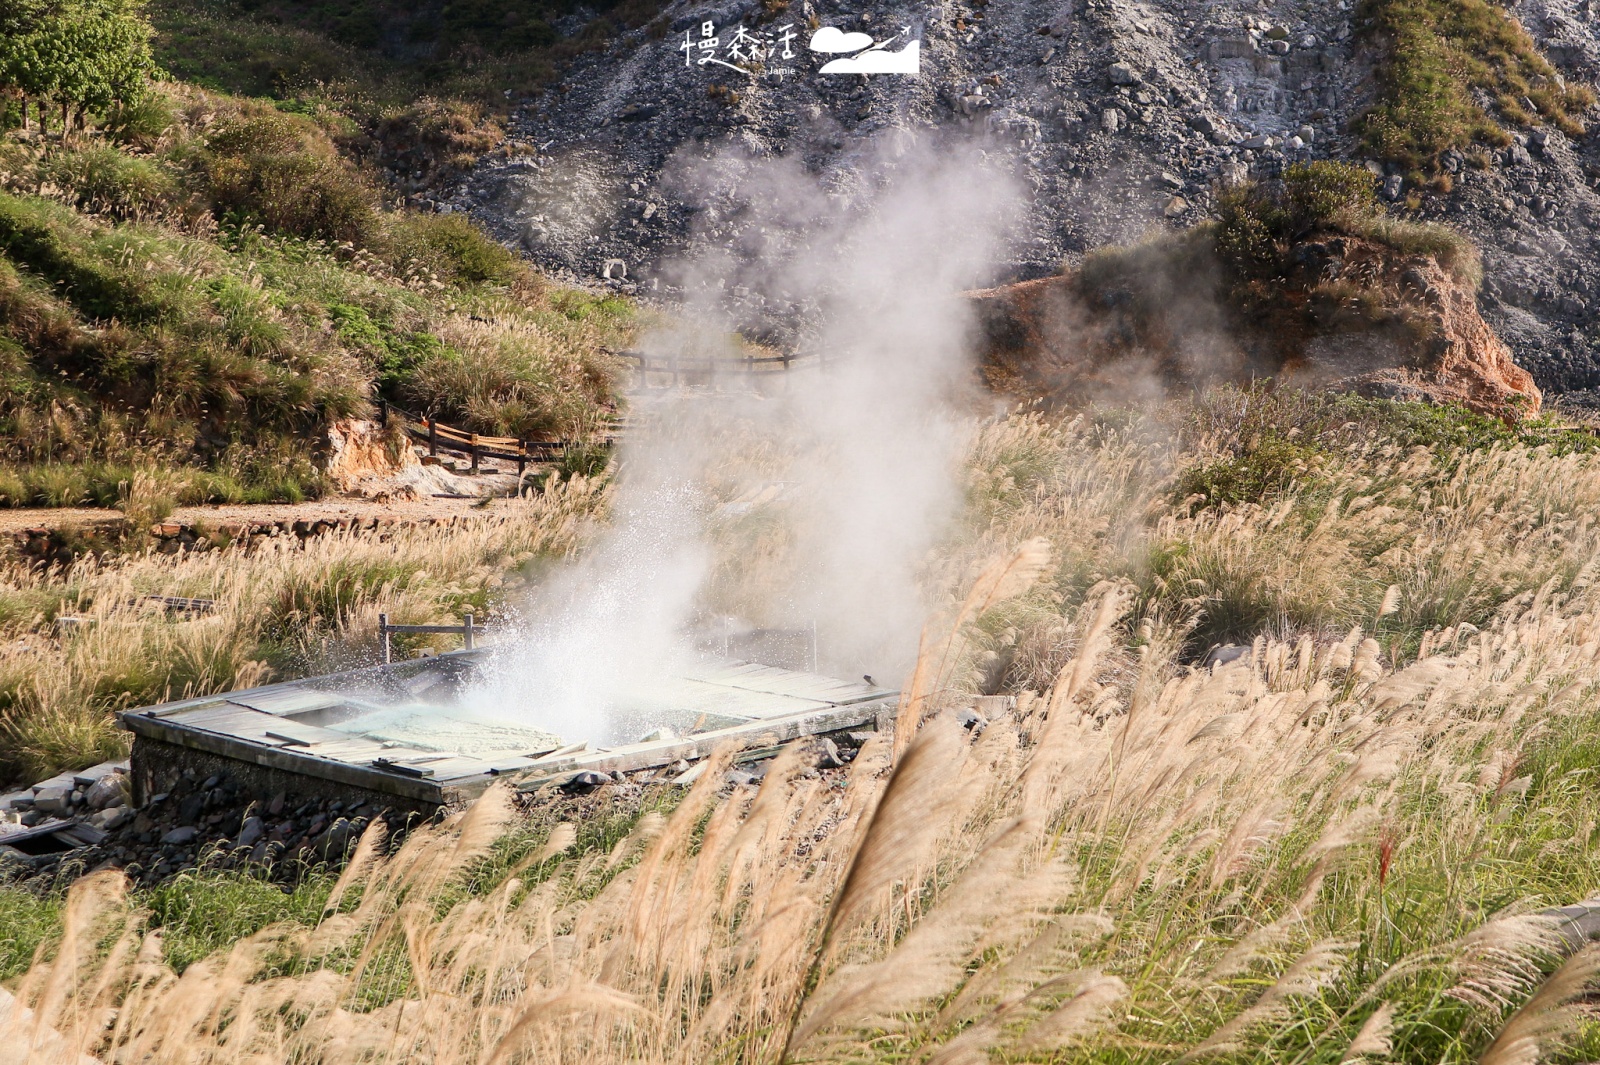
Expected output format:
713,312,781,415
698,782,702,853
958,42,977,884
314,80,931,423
0,494,534,537
0,460,537,538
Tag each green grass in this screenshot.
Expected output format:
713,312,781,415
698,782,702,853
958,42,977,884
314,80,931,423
0,86,634,505
0,884,61,981
1176,386,1600,513
146,867,338,973
1356,0,1597,172
0,788,676,985
147,0,675,109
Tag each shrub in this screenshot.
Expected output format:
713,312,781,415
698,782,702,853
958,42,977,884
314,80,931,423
1215,162,1381,275
1281,160,1379,231
40,147,178,221
371,98,501,183
386,213,520,286
1175,432,1326,509
1213,185,1283,273
103,92,177,150
201,113,380,244
400,321,599,438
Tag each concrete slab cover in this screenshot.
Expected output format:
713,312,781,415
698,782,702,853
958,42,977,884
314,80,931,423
121,650,896,805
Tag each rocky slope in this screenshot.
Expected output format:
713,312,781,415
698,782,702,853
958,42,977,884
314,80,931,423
969,234,1543,419
444,0,1600,400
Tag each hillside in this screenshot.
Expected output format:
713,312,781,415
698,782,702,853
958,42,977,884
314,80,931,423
0,83,631,510
446,0,1600,400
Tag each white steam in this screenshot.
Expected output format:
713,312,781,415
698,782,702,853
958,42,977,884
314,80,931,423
467,140,1019,745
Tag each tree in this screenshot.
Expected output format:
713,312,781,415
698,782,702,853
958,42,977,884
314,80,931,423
0,0,158,135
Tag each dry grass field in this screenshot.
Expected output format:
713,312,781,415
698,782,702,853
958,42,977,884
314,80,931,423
9,390,1600,1062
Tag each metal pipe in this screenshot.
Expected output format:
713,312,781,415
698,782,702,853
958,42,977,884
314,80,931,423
379,613,391,664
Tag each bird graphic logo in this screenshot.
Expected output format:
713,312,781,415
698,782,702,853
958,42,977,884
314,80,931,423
808,26,921,74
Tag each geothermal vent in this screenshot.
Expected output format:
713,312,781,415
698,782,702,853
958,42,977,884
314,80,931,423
120,650,896,811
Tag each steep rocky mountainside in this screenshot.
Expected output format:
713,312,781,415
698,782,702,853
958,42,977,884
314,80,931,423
445,0,1600,400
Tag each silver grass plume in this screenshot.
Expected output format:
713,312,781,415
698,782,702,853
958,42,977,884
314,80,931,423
1477,946,1600,1065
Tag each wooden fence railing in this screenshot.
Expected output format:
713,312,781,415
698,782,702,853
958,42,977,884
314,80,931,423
378,612,479,663
378,402,610,475
611,349,820,390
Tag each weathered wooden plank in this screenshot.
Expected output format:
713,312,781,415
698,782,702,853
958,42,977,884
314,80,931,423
169,705,273,731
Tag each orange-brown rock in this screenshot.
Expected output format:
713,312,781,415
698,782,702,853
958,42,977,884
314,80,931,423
968,236,1541,421
323,418,415,491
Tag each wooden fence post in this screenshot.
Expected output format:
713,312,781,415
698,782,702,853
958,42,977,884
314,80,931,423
378,400,388,428
517,443,527,478
428,420,438,458
470,434,480,474
464,613,475,651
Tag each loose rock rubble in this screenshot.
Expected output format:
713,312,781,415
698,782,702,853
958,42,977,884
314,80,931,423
0,730,877,891
442,0,1600,399
3,763,417,888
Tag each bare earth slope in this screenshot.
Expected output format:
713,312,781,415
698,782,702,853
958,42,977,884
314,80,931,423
968,234,1543,419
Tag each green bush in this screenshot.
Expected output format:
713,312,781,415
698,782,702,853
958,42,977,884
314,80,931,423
386,213,520,285
401,334,595,438
41,147,178,221
1281,160,1379,231
103,92,177,150
1213,186,1283,274
201,113,380,244
1175,432,1327,509
1215,162,1380,275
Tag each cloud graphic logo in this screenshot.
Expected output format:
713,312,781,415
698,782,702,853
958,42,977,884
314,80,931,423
808,27,875,52
818,39,920,74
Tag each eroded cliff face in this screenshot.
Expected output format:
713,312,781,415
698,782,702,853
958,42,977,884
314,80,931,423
968,237,1542,420
323,419,415,492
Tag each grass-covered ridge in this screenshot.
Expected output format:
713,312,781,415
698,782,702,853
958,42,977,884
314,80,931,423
0,85,632,506
1356,0,1597,173
146,0,672,108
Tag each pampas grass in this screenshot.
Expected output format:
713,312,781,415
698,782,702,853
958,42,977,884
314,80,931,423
14,395,1600,1062
0,476,607,782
